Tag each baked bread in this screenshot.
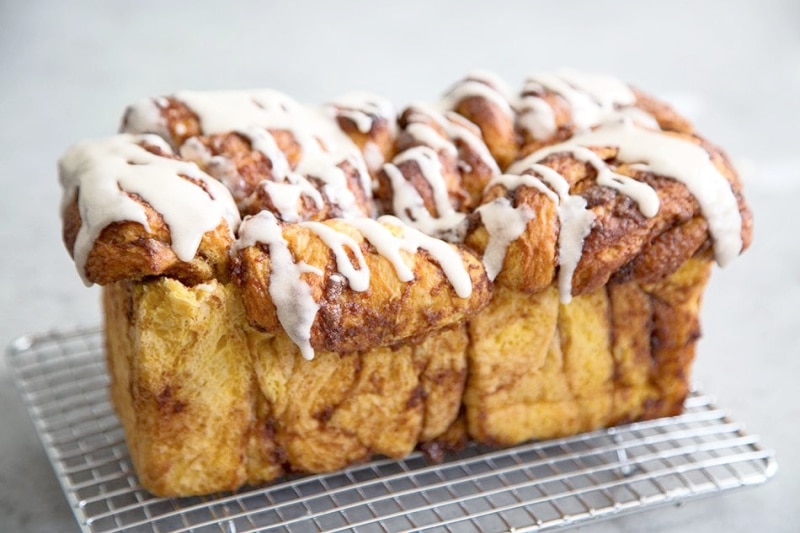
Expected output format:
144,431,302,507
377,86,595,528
59,69,752,496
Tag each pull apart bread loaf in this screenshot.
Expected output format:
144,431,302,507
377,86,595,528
59,70,752,496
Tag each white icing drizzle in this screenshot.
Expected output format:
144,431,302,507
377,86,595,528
175,89,301,132
58,134,240,285
292,108,373,207
514,121,743,266
234,213,476,358
445,111,502,176
487,172,558,202
383,146,468,241
526,70,635,131
343,150,374,207
405,104,501,177
487,170,595,303
306,161,359,216
173,90,372,220
177,137,244,195
568,146,660,217
298,261,324,277
395,147,456,220
341,218,416,282
327,91,397,135
556,68,637,108
517,94,557,141
259,177,324,223
237,126,291,179
380,216,473,298
121,97,171,141
465,70,516,100
406,122,459,156
363,141,385,172
178,136,212,163
534,165,596,304
518,69,658,140
235,211,320,360
299,221,370,292
475,197,535,281
70,73,744,360
344,216,476,296
440,71,514,117
382,103,501,241
337,110,372,134
619,106,661,130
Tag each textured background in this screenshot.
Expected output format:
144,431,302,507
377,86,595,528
1,1,798,531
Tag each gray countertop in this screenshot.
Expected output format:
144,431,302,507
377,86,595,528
1,1,798,531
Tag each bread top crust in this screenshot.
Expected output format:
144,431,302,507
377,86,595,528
59,69,752,356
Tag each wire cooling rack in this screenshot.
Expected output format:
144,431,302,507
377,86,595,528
7,327,776,533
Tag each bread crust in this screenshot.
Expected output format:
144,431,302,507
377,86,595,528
104,279,468,496
465,257,712,444
234,218,492,353
60,72,753,495
467,134,752,296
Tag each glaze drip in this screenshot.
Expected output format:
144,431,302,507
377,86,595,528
381,102,502,241
59,134,240,285
518,69,658,140
121,96,171,141
300,221,370,292
236,214,475,360
382,147,468,241
512,121,743,266
440,70,515,116
327,92,397,135
125,89,374,222
487,171,595,303
406,104,501,177
65,71,749,361
236,212,320,360
475,196,535,281
343,217,416,282
380,216,473,298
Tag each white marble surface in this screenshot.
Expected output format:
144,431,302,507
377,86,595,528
1,1,798,531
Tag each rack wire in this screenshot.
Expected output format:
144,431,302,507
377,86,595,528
7,326,776,532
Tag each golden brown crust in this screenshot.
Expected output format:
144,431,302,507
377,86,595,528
249,327,466,474
104,279,256,495
86,82,752,299
465,182,560,293
63,194,233,286
517,88,574,155
449,96,518,170
121,97,202,148
182,131,375,221
234,219,492,353
185,132,286,202
612,217,711,284
105,257,715,495
68,75,754,496
375,150,468,218
105,278,468,496
331,110,396,175
465,257,713,445
632,89,695,134
517,88,695,157
384,108,469,214
388,107,499,212
569,134,751,294
468,131,752,297
61,138,235,285
440,74,519,170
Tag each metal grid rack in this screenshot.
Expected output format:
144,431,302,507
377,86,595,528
8,326,776,533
